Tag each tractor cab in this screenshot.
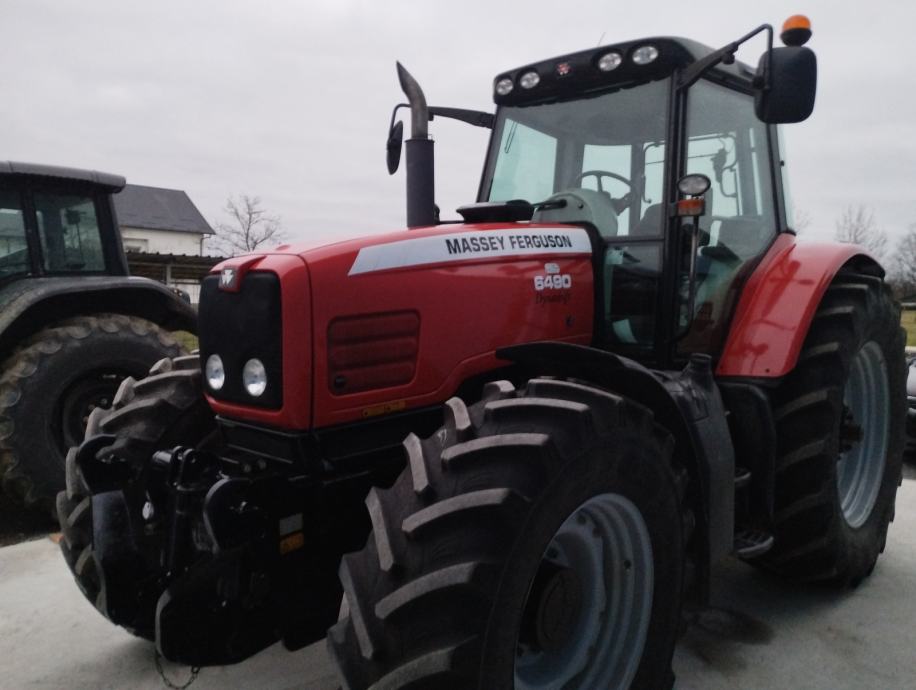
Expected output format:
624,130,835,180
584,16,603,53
388,22,817,370
475,29,815,368
0,162,130,283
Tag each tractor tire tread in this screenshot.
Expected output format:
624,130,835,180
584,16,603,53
758,273,905,586
56,354,213,639
0,314,182,509
329,378,687,690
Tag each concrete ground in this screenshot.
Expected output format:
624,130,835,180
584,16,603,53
3,475,916,689
0,492,54,548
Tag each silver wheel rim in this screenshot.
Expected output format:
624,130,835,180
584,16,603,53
514,493,654,689
838,341,890,528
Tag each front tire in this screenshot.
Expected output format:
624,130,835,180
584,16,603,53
0,314,185,510
328,378,687,690
759,272,906,585
56,354,215,638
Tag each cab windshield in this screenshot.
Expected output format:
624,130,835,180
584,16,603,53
481,78,670,237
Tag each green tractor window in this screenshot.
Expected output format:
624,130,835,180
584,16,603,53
34,193,106,273
0,190,29,280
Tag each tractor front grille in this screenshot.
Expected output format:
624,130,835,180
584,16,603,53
198,271,283,409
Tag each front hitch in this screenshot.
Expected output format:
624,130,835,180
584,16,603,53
75,434,340,666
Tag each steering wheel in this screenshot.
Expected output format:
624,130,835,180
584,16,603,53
572,169,633,194
572,170,634,214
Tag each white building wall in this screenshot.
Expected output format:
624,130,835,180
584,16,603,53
172,280,203,304
120,227,203,256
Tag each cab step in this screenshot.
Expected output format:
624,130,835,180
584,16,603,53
734,466,752,489
734,529,774,559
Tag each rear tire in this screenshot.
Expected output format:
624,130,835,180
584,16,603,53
0,314,184,510
56,354,214,638
328,378,687,690
759,272,905,585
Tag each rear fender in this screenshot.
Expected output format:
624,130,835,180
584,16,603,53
717,235,883,379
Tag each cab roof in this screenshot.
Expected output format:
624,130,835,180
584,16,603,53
0,161,125,192
493,36,757,107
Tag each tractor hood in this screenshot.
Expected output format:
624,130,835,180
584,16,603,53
202,222,596,431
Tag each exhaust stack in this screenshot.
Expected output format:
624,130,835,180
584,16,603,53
396,62,436,228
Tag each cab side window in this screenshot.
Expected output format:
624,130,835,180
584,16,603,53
0,190,29,280
679,80,777,354
34,192,106,273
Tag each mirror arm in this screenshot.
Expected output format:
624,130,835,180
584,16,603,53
388,103,409,135
389,104,494,139
428,107,494,129
677,24,773,90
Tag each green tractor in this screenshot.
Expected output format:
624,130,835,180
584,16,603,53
0,162,195,510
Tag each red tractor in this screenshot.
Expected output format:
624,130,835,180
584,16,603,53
57,17,904,690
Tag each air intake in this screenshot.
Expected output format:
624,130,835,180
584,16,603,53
328,311,420,395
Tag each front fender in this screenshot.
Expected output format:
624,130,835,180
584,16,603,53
496,341,736,604
717,234,883,379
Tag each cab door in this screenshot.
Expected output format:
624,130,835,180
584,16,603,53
673,79,782,359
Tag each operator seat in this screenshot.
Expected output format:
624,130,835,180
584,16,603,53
531,188,619,238
632,203,663,237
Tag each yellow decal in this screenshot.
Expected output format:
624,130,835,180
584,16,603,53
361,400,407,418
280,532,305,555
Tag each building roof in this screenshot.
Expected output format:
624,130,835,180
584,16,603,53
114,184,213,235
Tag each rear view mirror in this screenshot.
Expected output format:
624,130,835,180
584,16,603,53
386,120,404,175
755,46,817,123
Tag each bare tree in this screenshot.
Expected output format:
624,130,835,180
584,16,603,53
211,195,286,255
834,204,887,259
792,207,812,233
892,225,916,296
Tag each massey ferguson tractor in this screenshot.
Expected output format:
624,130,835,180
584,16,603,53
56,17,904,690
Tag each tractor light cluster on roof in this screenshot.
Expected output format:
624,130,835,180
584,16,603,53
495,44,659,97
495,77,514,96
631,45,659,65
597,51,622,71
519,71,541,89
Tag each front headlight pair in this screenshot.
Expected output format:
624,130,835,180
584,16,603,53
205,354,267,397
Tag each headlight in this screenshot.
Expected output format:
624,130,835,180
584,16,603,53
205,354,225,391
242,358,267,397
519,71,540,89
632,45,659,65
495,77,514,96
597,51,622,72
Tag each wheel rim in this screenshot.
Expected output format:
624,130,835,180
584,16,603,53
514,493,654,689
838,341,890,529
56,371,127,451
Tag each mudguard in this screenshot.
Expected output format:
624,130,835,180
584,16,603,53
717,234,883,379
0,275,197,357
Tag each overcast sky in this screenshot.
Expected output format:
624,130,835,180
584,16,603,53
2,0,913,252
